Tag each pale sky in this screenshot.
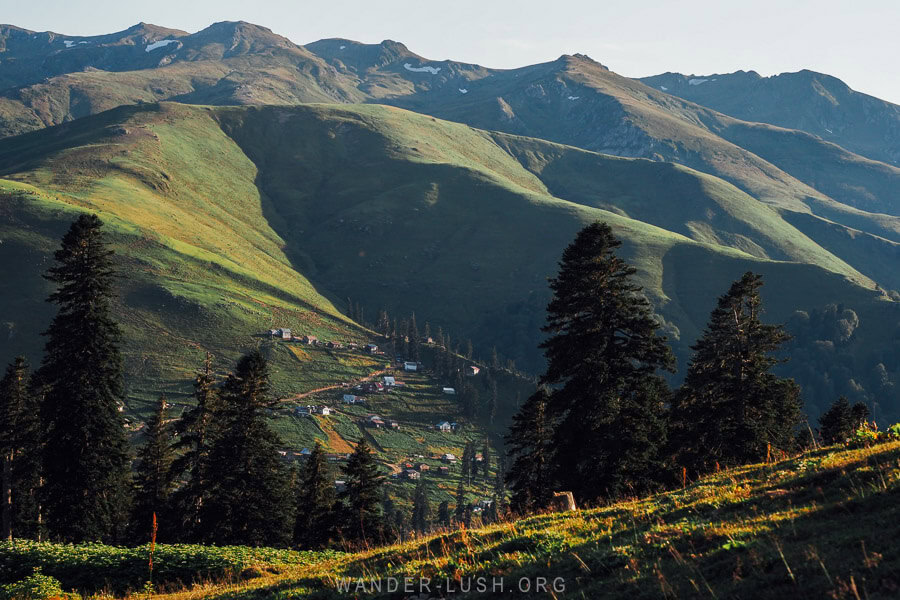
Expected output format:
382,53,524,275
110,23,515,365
5,0,899,104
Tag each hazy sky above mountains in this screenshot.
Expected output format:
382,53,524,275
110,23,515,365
8,0,900,104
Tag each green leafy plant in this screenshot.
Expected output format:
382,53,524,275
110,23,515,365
0,568,77,600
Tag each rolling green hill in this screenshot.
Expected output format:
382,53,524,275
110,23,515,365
2,101,899,421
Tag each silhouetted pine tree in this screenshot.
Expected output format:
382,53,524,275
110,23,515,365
671,272,802,475
481,441,491,481
818,396,869,445
338,438,382,545
1,357,41,540
411,478,431,534
487,379,498,425
540,222,674,501
493,465,509,520
453,478,467,523
171,352,219,539
38,214,132,542
293,441,335,548
131,396,176,542
505,387,554,513
461,442,473,484
437,501,450,528
377,310,390,338
199,350,293,546
409,313,420,362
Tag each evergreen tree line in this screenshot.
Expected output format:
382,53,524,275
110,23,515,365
504,222,871,513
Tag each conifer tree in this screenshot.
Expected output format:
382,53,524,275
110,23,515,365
199,350,293,546
540,222,674,501
171,353,219,539
38,214,132,542
481,441,491,481
818,397,869,445
437,500,451,528
671,272,803,474
131,396,176,542
338,438,382,544
465,340,473,360
0,357,41,540
487,379,498,425
505,387,554,513
461,442,473,484
409,313,420,362
492,466,509,521
293,441,335,548
410,478,431,534
453,478,467,523
377,310,391,338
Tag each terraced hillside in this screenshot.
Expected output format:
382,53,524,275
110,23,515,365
2,102,898,420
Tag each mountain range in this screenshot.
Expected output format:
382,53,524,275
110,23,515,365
2,21,900,421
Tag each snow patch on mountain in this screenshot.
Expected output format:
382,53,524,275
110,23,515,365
660,86,668,91
63,40,75,48
404,63,441,75
568,96,580,100
339,45,346,49
688,78,708,86
145,40,178,53
459,88,468,94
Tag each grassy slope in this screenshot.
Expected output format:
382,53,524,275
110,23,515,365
135,440,900,599
212,103,885,370
0,103,371,418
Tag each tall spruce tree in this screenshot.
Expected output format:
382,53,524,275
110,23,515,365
505,387,554,513
410,478,431,534
131,396,176,542
670,272,803,475
338,438,383,545
171,353,219,539
539,222,674,501
199,350,293,546
38,214,132,542
409,313,420,362
453,478,467,524
1,357,41,540
437,500,451,528
481,441,491,481
293,441,336,548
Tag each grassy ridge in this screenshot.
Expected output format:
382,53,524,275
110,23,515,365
51,441,885,599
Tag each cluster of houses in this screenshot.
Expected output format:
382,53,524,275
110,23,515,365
362,414,400,429
267,328,365,350
295,405,332,417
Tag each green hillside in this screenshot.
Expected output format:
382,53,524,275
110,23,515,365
3,101,898,421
